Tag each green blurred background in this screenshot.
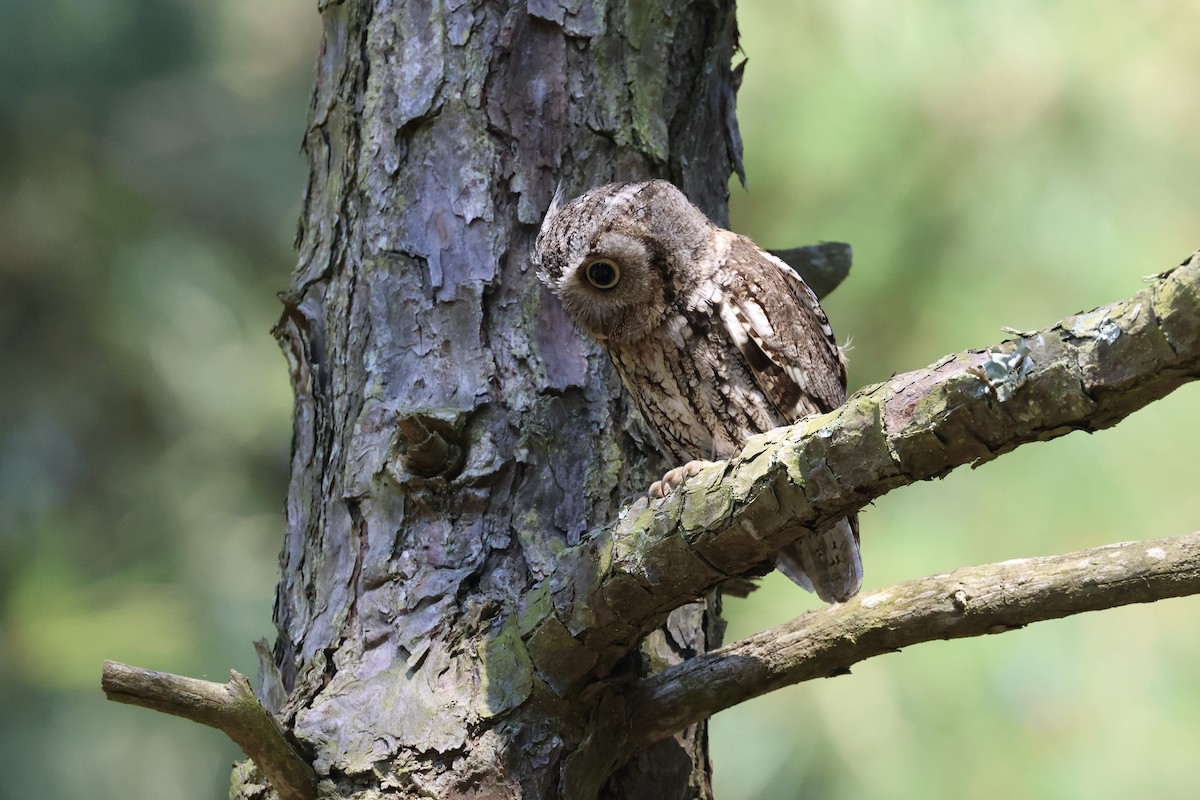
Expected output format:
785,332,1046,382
1,2,1197,799
0,1,315,797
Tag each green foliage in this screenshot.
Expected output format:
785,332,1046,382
717,3,1200,799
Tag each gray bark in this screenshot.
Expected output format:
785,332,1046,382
258,1,742,798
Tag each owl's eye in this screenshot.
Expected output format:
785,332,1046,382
584,258,621,290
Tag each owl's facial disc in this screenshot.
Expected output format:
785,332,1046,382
557,229,665,343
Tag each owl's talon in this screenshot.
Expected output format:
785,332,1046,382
648,459,715,499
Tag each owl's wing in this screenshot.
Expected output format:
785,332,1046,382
712,235,863,602
714,234,848,423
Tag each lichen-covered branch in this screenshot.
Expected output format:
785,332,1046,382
624,530,1200,748
101,661,316,800
530,252,1200,681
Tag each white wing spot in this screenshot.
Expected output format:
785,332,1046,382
718,302,750,348
761,248,805,283
740,299,776,339
783,364,810,394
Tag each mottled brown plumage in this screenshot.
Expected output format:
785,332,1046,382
534,179,862,603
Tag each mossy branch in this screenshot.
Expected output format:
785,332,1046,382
528,251,1200,683
101,661,316,800
624,530,1200,748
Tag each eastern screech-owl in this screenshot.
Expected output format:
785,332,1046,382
533,179,862,603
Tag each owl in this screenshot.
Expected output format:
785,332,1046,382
533,179,862,603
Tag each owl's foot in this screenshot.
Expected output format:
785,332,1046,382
648,459,716,499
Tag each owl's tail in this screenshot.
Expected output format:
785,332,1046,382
775,515,862,603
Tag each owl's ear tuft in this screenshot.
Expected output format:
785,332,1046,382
543,182,566,228
532,183,568,286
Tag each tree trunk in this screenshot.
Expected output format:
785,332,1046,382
258,1,742,797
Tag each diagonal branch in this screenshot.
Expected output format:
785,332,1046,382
523,252,1200,683
624,530,1200,749
101,661,317,800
